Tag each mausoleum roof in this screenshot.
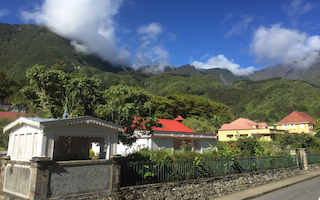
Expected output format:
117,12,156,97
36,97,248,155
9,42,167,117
3,116,124,133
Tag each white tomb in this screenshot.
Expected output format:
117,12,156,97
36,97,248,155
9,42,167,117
3,116,124,161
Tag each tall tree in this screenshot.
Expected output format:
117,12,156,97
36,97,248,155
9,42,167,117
22,65,102,118
151,93,234,120
95,85,160,145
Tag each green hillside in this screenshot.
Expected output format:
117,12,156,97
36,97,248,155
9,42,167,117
0,23,122,79
165,65,243,85
93,71,320,123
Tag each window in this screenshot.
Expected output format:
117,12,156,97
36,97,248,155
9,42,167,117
227,135,233,138
300,124,304,129
289,124,295,129
310,124,313,129
283,124,288,130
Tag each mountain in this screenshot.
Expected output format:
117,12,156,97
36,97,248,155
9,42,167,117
133,65,175,75
0,23,124,79
165,65,244,85
248,57,320,85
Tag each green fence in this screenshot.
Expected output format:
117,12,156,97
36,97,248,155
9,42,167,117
120,155,297,186
307,153,320,164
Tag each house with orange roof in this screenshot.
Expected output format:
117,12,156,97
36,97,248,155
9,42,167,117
117,118,217,155
275,111,316,135
218,117,284,141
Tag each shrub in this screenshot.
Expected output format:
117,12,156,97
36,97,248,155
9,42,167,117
236,136,263,156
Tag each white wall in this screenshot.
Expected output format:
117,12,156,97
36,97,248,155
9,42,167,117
8,125,42,161
117,138,150,156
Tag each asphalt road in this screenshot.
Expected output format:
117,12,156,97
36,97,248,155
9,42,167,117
253,176,320,200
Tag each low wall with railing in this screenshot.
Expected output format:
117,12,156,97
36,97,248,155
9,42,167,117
121,155,298,186
117,166,302,200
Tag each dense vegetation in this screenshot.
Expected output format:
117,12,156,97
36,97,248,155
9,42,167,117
3,65,320,125
93,73,320,123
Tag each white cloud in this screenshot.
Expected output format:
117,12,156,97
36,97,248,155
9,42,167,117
132,22,170,70
282,0,314,27
251,24,320,69
191,54,255,76
0,8,9,18
225,15,254,38
138,22,162,40
21,0,130,65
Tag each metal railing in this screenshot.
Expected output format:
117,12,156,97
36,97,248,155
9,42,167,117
120,155,297,186
307,153,320,164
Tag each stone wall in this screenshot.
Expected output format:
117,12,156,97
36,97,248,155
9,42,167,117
2,163,31,199
0,156,121,200
307,163,320,171
115,166,302,200
49,160,113,198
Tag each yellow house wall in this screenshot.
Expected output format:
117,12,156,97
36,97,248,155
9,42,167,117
276,123,314,134
218,129,276,141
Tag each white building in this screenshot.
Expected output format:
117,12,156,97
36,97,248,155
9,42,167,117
117,118,217,156
4,116,124,161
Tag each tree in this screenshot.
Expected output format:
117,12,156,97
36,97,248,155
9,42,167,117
0,118,14,149
22,65,102,118
95,84,161,145
151,93,234,120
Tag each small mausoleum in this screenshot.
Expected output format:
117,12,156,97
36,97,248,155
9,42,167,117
4,116,124,161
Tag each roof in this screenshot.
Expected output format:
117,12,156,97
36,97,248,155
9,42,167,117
153,119,195,133
174,115,184,121
0,111,25,119
218,118,268,131
3,116,124,133
276,111,316,125
141,131,217,139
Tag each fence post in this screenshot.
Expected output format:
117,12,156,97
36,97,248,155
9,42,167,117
299,148,308,170
290,149,299,167
110,154,122,192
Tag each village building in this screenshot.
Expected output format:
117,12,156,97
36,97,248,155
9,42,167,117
0,102,26,113
117,118,217,155
275,111,316,135
218,117,284,141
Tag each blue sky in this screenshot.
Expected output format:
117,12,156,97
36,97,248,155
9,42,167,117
0,0,319,75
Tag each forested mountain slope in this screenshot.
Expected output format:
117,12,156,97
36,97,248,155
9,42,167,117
93,71,320,123
0,23,122,79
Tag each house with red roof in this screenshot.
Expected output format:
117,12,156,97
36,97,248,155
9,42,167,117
218,118,284,141
0,111,25,119
117,118,217,155
275,111,316,135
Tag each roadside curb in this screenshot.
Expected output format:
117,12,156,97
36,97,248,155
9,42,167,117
212,170,320,200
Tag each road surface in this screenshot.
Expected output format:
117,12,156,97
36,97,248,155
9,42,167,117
253,176,320,200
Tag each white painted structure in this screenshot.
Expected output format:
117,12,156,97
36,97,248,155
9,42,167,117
117,131,217,156
4,116,124,161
